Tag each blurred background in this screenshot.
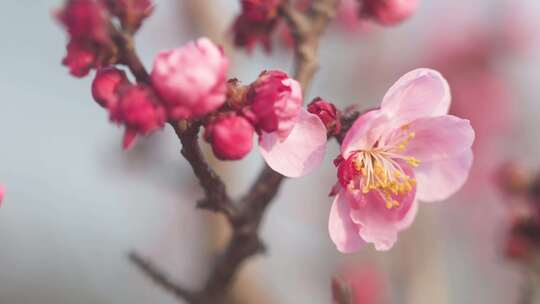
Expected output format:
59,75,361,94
1,0,540,303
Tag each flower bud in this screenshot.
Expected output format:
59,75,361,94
57,0,114,77
151,38,229,120
57,0,110,44
232,0,281,52
247,70,302,140
62,40,98,77
92,67,129,109
114,84,166,149
204,114,254,160
307,97,341,135
360,0,418,25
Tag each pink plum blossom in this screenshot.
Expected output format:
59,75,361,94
246,70,303,140
328,68,474,251
242,70,327,178
151,38,229,120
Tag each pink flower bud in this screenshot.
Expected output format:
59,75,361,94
62,40,98,77
232,0,281,52
247,70,302,140
307,97,341,135
102,0,153,32
113,84,166,149
204,114,254,160
91,67,129,109
57,0,110,44
151,38,229,120
360,0,418,25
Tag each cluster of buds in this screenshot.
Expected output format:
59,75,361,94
233,0,282,52
202,70,334,179
496,162,540,263
57,1,334,177
92,67,165,149
56,0,153,77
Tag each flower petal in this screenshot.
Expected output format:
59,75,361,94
329,191,366,253
381,68,451,123
349,165,417,251
259,109,327,177
404,115,475,162
416,149,473,202
341,109,389,158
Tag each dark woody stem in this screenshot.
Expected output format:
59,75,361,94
121,1,345,303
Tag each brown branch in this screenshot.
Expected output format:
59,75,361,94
172,121,237,218
118,1,342,303
129,252,198,302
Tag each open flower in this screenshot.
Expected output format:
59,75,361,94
243,70,327,178
329,68,474,251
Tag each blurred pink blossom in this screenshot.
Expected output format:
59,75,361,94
62,40,99,77
329,68,474,251
333,263,388,304
232,0,281,52
57,0,110,44
57,0,112,77
91,67,129,110
151,38,229,120
359,0,418,26
112,84,166,150
424,23,523,193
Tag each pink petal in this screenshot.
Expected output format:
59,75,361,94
381,68,451,124
341,109,390,158
404,115,475,162
259,109,327,178
328,191,366,253
349,165,417,251
415,149,473,202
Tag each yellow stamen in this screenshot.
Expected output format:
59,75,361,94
348,125,421,209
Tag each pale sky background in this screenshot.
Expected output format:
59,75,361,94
1,1,540,303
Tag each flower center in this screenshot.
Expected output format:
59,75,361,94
349,126,420,209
